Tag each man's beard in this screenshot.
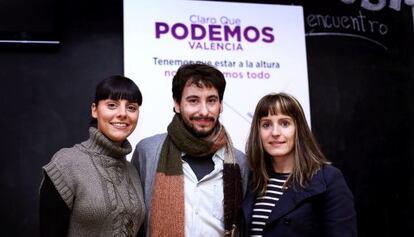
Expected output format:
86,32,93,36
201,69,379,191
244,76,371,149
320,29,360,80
182,115,219,138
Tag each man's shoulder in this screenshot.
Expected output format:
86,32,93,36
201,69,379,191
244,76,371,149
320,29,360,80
136,133,167,148
232,147,248,168
132,133,167,166
232,147,245,158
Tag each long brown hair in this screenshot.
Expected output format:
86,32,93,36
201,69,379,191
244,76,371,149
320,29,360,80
246,93,330,195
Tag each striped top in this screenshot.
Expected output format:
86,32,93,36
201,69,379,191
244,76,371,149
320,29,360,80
249,172,289,237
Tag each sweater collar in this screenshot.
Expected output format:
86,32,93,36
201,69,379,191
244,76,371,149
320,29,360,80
80,127,132,159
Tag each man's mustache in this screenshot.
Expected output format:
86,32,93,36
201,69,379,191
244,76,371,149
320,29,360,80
190,116,215,122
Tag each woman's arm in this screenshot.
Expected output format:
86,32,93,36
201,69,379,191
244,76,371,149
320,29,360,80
39,173,70,237
323,167,358,237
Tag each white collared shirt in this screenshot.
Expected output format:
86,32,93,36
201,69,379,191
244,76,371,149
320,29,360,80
182,148,225,237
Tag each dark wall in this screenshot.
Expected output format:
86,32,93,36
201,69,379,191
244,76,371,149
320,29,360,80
304,2,414,236
0,0,123,235
0,0,413,236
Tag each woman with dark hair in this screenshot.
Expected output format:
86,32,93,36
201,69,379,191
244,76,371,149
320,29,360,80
243,93,357,237
39,75,145,237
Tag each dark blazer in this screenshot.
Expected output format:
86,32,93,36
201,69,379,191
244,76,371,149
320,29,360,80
242,165,357,237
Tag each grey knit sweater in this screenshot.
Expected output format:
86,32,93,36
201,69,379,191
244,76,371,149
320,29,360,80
43,127,145,237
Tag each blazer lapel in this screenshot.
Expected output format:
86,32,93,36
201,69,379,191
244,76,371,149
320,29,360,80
266,169,327,224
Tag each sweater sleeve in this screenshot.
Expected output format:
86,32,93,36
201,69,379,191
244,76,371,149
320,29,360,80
39,173,70,237
42,149,76,209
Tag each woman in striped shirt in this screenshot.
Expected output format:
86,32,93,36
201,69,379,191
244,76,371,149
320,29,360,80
242,93,357,237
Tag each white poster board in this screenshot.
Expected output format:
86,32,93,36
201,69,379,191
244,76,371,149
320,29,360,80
124,0,309,156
